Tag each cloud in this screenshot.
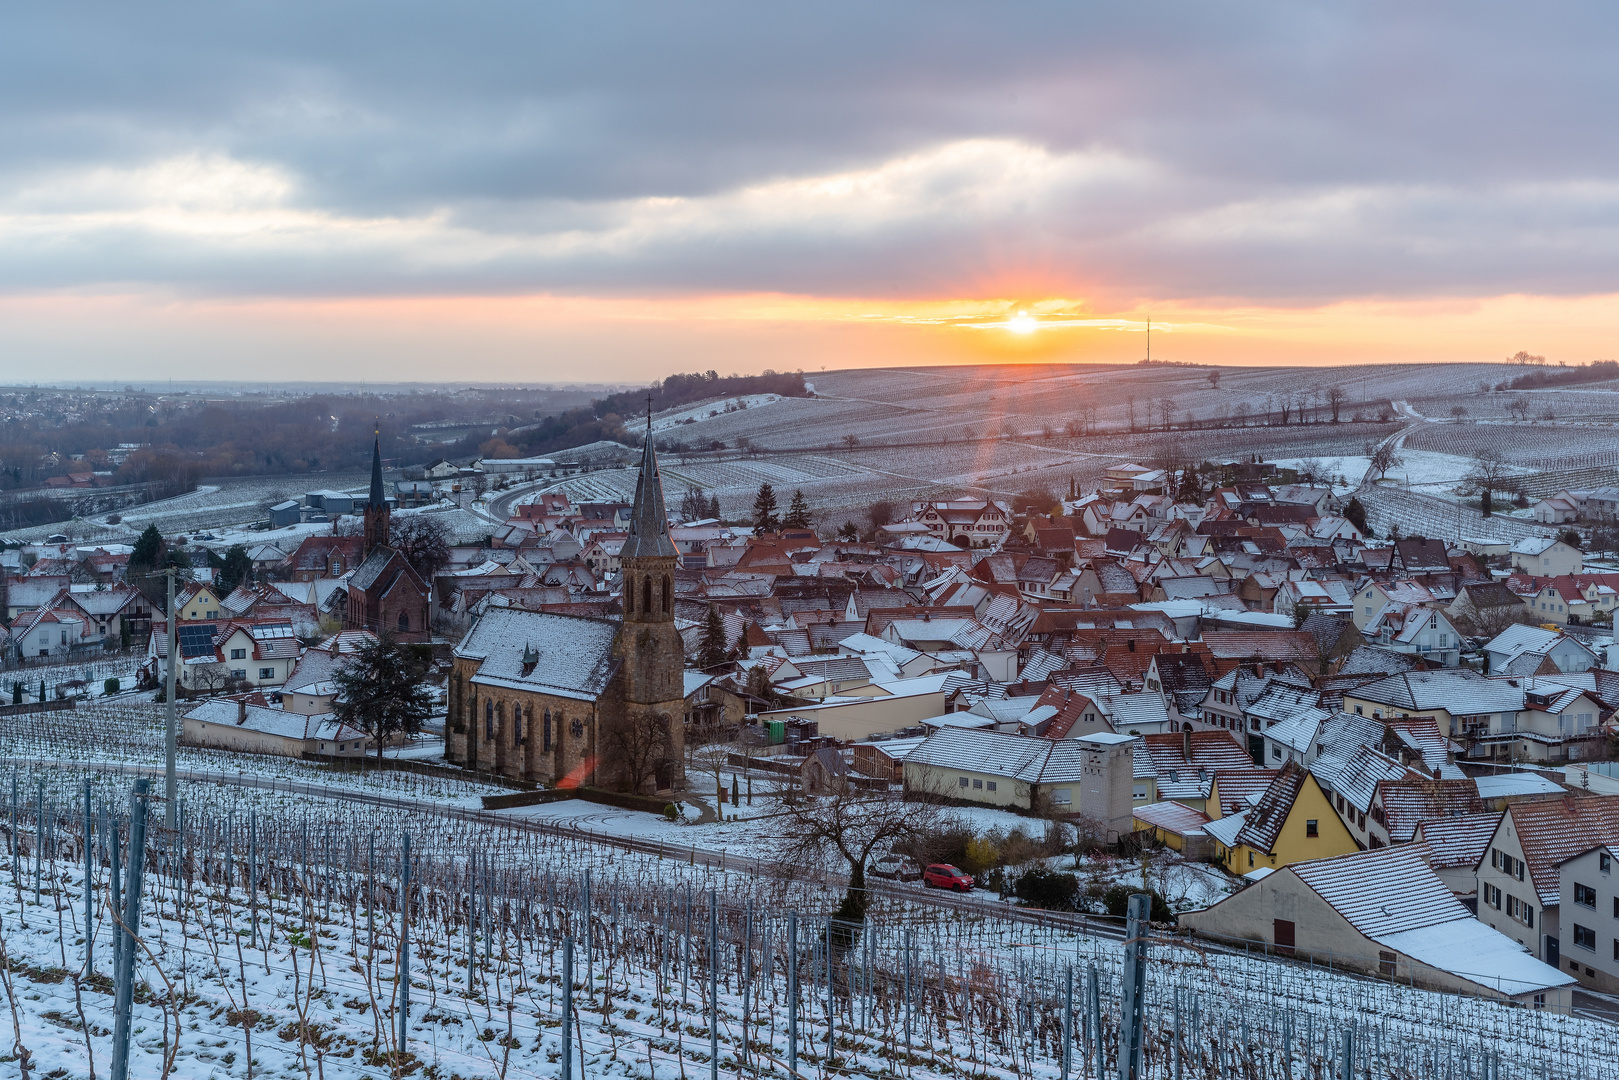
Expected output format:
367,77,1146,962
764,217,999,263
0,1,1617,307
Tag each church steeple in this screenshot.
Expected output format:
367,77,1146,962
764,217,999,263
619,398,677,626
362,427,391,558
621,399,677,561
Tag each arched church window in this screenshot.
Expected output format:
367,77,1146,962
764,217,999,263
544,708,552,751
570,717,585,738
663,576,671,613
513,706,522,743
642,576,652,616
398,611,410,632
485,699,494,741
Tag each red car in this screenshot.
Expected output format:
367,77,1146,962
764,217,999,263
922,864,974,891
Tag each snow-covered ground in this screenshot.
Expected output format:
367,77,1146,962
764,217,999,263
652,394,784,433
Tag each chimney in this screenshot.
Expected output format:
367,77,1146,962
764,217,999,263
237,698,247,725
1182,726,1192,760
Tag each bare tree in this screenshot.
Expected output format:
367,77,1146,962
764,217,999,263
1157,397,1177,431
1367,440,1403,481
1327,385,1347,423
1507,395,1532,421
389,514,451,580
1206,368,1221,390
1450,405,1468,420
1462,449,1515,518
770,785,943,925
689,739,734,822
601,707,676,794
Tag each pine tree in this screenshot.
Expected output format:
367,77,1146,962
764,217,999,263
38,679,46,703
218,544,252,594
783,489,811,530
698,606,728,668
330,632,435,763
129,524,163,576
708,495,722,521
10,683,19,705
752,483,780,533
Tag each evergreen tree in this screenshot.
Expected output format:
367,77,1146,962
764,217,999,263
837,521,859,541
38,679,46,702
10,683,19,705
698,606,728,668
708,495,722,520
218,544,253,594
129,524,164,576
330,632,435,764
1344,496,1372,538
752,483,780,533
783,489,812,530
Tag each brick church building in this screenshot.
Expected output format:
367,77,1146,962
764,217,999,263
445,417,686,793
343,434,431,640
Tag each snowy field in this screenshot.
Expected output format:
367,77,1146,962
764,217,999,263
0,766,1611,1080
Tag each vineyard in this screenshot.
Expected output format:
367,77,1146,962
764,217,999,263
0,737,1610,1080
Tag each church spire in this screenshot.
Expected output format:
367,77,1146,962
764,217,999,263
621,395,677,560
368,426,386,509
362,425,391,558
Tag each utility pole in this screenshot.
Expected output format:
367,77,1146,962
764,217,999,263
165,568,179,831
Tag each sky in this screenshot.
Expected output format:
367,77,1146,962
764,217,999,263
3,2,1618,382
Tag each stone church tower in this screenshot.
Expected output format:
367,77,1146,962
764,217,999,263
362,431,391,558
612,411,686,783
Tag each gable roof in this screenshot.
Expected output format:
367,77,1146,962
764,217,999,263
1502,795,1619,905
455,606,621,702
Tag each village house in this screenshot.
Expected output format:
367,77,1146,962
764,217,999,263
1510,537,1583,577
1182,845,1573,1009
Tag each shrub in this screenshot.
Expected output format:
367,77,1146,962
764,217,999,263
663,803,682,822
1012,868,1080,911
1102,885,1174,923
103,678,120,697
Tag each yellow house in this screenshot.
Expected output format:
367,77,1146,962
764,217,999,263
1204,761,1359,875
176,584,225,623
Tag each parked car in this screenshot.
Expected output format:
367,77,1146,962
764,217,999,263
922,864,974,891
870,854,922,882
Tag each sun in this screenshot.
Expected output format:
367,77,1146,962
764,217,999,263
1007,310,1038,335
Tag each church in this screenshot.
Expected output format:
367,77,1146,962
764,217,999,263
445,419,686,792
343,434,431,640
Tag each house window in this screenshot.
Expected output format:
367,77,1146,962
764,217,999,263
1306,820,1319,838
986,782,996,792
1051,789,1072,805
258,667,274,680
972,779,982,789
230,648,247,660
959,777,970,788
231,669,246,679
1248,852,1254,867
1576,883,1598,908
1533,994,1545,1010
1574,924,1596,951
1272,746,1282,760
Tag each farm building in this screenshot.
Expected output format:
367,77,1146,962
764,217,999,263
1181,844,1574,1010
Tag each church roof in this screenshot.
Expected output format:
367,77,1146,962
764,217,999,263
456,607,621,702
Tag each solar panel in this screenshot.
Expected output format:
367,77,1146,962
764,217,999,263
177,623,218,658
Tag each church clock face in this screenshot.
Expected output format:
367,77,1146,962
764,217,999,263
570,718,585,738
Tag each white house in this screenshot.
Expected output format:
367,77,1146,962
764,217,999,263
1511,538,1583,577
1483,624,1599,676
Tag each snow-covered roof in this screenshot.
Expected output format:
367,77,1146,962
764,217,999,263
1133,800,1211,836
455,607,620,703
1375,919,1573,997
1474,772,1565,800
